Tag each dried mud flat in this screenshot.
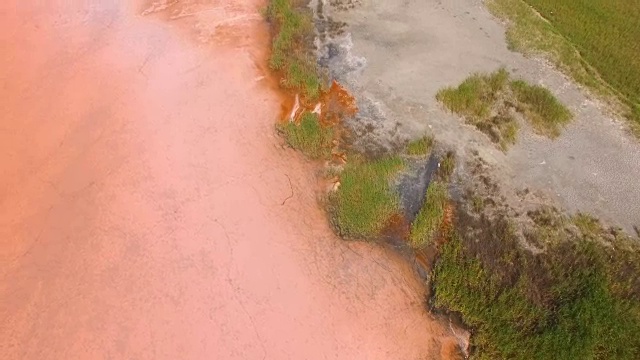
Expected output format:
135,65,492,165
0,0,460,359
318,0,640,233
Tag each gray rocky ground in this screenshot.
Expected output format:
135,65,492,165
313,0,640,234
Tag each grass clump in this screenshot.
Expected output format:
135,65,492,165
487,0,640,134
432,208,640,359
406,135,434,156
265,0,322,99
329,156,404,239
437,68,572,147
277,112,333,159
409,182,449,249
437,69,517,150
511,80,573,137
437,68,510,122
438,151,456,181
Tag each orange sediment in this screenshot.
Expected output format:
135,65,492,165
317,80,359,125
279,80,358,124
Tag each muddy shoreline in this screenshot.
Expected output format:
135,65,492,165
301,1,640,358
0,1,464,359
292,0,640,358
268,0,473,354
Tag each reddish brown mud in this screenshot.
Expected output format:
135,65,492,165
0,1,458,359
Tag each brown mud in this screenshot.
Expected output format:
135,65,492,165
0,0,459,359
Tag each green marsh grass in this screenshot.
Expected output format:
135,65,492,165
409,181,448,249
438,69,571,147
510,79,573,138
406,136,434,156
265,0,322,99
433,209,640,359
329,156,404,239
436,69,509,122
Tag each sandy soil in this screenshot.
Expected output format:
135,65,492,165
0,0,459,359
321,0,640,233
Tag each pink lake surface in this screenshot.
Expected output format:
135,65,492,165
0,1,459,359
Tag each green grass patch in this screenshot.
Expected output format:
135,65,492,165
437,69,571,147
486,0,640,134
409,181,448,249
329,156,405,239
265,0,322,99
437,69,517,150
432,208,640,359
511,80,573,137
436,68,510,122
406,135,434,156
277,112,333,159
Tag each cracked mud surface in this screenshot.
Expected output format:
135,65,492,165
0,0,459,359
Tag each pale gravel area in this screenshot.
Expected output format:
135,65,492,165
317,0,640,233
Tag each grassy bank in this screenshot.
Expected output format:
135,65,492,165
487,0,640,134
265,1,409,241
433,207,640,359
328,156,405,239
437,69,571,147
265,0,322,99
409,181,448,249
277,112,333,158
267,1,336,159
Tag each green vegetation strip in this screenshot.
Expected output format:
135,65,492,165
268,6,640,359
329,156,404,239
437,69,571,147
409,181,448,249
278,112,333,159
487,0,640,133
433,209,640,359
265,0,322,99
